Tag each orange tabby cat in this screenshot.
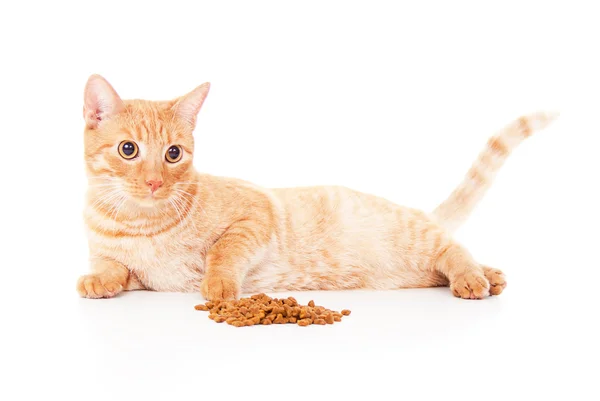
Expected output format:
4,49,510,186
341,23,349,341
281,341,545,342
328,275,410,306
77,74,558,301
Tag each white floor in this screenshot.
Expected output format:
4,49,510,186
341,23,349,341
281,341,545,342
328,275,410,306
5,276,597,401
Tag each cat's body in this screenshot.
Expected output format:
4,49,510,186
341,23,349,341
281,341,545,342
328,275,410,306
87,176,449,294
77,75,557,301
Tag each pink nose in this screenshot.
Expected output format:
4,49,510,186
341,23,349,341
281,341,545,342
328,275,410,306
146,180,163,193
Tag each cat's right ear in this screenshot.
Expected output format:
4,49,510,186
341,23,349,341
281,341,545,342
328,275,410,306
83,74,124,129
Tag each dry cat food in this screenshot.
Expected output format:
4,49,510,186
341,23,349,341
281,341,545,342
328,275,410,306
194,293,351,327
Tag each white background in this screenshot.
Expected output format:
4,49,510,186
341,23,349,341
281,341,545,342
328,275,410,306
1,1,599,400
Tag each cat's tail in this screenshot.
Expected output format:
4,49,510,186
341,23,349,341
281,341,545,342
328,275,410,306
432,111,559,233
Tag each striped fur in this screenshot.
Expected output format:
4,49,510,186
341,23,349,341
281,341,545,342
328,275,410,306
432,112,559,232
76,75,558,301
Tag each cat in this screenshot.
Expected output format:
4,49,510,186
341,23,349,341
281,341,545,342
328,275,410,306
77,74,558,301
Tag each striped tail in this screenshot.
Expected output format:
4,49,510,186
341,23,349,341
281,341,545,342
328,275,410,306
432,112,559,232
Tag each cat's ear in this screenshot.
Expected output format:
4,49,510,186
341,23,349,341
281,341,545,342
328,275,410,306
172,82,211,127
83,74,124,129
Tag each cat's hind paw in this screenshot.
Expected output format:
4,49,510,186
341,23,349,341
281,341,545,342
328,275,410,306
482,266,507,296
450,270,490,299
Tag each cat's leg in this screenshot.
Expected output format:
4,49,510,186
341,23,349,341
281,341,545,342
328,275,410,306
200,219,273,301
77,258,130,299
434,243,491,299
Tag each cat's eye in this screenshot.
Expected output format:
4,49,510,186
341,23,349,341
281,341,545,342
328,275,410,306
165,145,183,163
118,141,139,159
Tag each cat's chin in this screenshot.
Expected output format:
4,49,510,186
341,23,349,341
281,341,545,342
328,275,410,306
132,195,164,209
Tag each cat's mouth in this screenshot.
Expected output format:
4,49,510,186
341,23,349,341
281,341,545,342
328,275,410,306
129,191,168,207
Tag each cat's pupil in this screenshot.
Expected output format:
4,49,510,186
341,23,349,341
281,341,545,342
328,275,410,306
168,146,180,160
122,142,135,156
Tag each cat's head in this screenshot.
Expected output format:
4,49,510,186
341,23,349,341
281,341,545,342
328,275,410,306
82,74,209,208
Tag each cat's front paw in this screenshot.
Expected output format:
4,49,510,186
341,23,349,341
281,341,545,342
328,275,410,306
450,270,490,299
200,275,239,301
77,274,123,299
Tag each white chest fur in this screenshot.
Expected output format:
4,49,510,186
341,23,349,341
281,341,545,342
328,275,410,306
88,230,206,292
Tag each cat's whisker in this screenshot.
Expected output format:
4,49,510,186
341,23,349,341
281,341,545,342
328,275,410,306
91,188,128,226
89,178,119,181
108,195,126,223
172,188,195,197
90,189,122,211
173,188,209,219
111,195,128,226
88,186,118,198
104,194,123,219
173,193,200,233
87,183,122,188
168,198,183,226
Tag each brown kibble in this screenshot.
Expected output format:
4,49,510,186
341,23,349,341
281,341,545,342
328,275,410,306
283,304,293,317
196,294,350,327
299,308,310,319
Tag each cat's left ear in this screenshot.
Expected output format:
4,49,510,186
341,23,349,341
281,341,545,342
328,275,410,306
172,82,211,128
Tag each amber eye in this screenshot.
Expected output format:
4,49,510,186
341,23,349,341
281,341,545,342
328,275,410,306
118,141,139,159
166,145,183,163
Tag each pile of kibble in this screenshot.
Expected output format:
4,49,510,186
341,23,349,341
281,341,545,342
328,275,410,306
194,293,351,327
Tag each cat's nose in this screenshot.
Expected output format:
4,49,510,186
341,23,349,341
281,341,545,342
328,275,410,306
146,179,163,193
